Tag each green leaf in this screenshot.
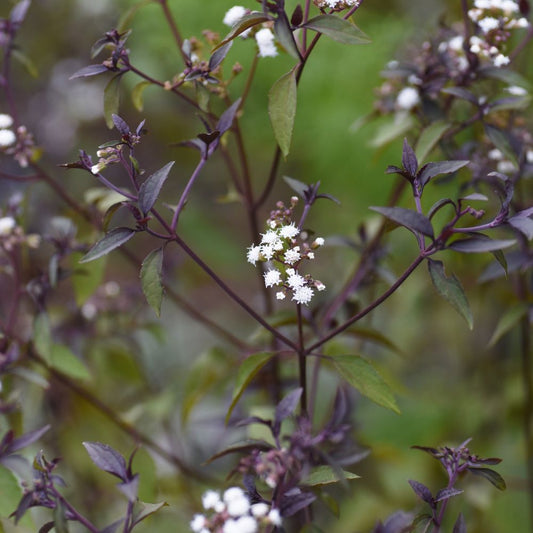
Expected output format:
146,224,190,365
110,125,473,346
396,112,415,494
302,15,370,44
132,501,169,527
80,227,136,263
0,468,23,517
370,206,434,238
488,303,529,347
370,112,415,148
415,121,450,164
331,355,400,413
468,467,506,490
104,74,122,129
131,81,152,112
34,312,52,362
428,259,473,329
53,499,69,533
140,248,164,317
71,253,107,306
274,15,301,59
50,344,91,381
11,49,38,78
226,352,275,423
269,69,297,158
303,465,360,487
138,161,175,215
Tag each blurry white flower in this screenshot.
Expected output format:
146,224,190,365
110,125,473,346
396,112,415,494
202,490,223,511
268,508,282,526
287,269,305,289
264,269,282,288
255,28,277,58
493,53,510,67
0,216,16,235
478,16,500,33
312,237,325,247
396,87,420,110
279,223,299,239
223,516,257,533
250,503,269,517
292,286,314,305
246,245,261,265
190,514,207,532
223,6,247,27
488,148,503,160
0,129,16,148
276,291,286,300
497,160,516,173
0,113,13,129
527,150,533,163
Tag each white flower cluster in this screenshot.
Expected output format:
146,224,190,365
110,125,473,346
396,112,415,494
222,6,278,57
190,487,281,533
91,145,123,175
488,146,533,174
396,87,420,110
313,0,359,9
247,198,326,306
0,113,16,149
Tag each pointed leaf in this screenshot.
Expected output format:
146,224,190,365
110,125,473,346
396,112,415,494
80,227,135,263
370,206,434,238
218,98,241,135
132,501,169,526
332,355,400,414
53,499,69,533
488,303,529,347
303,465,359,487
275,388,302,426
117,475,139,502
428,259,473,329
508,213,533,240
7,426,50,454
214,12,271,50
279,491,316,517
10,0,31,25
209,41,233,71
140,247,164,317
408,480,434,505
226,352,275,423
448,237,515,253
104,75,122,129
441,87,478,103
418,160,469,187
415,121,450,164
485,124,518,166
83,442,128,481
132,81,152,111
283,176,308,198
402,138,418,177
435,487,463,502
302,15,371,44
269,69,297,158
468,467,506,490
112,114,130,135
453,513,467,533
274,15,301,59
69,64,109,80
138,161,174,215
117,0,155,32
12,49,38,78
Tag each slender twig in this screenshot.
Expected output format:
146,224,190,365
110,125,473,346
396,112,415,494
50,486,100,533
296,304,307,416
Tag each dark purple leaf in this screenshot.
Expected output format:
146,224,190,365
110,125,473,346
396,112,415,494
385,165,404,175
7,425,50,454
112,114,130,136
13,491,34,523
408,480,434,505
83,441,128,481
441,87,478,103
38,522,55,533
204,440,273,464
370,206,434,238
10,0,31,25
418,160,469,187
279,490,316,517
138,161,174,215
428,198,456,219
283,176,309,199
197,131,220,146
218,98,242,135
209,41,233,71
379,511,415,533
91,37,110,59
402,138,418,177
448,237,515,253
275,388,302,425
80,227,136,263
435,487,463,502
117,474,139,502
519,0,530,15
468,467,506,490
69,64,109,80
274,14,301,60
508,213,533,240
453,513,467,533
468,457,502,466
315,193,341,205
291,4,303,26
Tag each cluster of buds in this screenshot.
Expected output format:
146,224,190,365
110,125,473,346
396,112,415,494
0,113,16,149
0,114,37,168
247,197,326,306
313,0,360,11
90,145,124,175
238,448,295,490
0,215,40,255
190,486,281,533
222,6,278,58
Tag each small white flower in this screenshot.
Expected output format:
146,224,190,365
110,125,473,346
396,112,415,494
0,216,16,236
478,16,500,33
268,508,282,527
261,230,279,245
488,148,503,160
264,269,282,288
190,514,206,532
251,503,269,517
448,35,464,51
91,162,106,175
226,497,250,517
223,516,258,533
497,160,516,173
223,6,247,27
0,129,16,148
255,28,277,58
287,270,305,289
284,246,301,265
313,237,325,247
396,87,420,110
0,113,14,129
292,286,314,305
276,291,286,300
307,252,315,260
505,85,528,95
261,245,275,261
247,245,262,265
493,53,510,67
279,223,299,239
315,281,326,291
223,487,245,503
202,490,222,510
526,149,533,163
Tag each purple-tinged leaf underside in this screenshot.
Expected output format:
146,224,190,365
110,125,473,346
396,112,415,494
83,441,128,481
80,227,136,263
138,161,175,215
302,15,371,45
370,206,434,238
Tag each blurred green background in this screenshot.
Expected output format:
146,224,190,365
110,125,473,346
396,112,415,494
0,0,530,531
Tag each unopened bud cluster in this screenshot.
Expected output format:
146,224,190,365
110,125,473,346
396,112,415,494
247,197,325,306
91,145,123,175
0,114,36,168
0,215,40,255
190,486,281,533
